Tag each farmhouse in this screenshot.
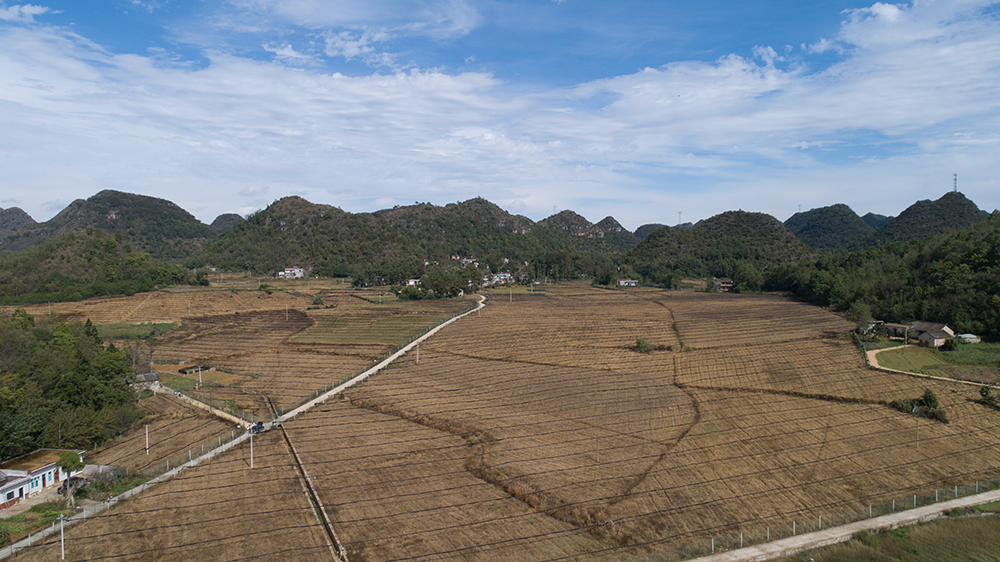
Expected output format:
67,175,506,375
715,279,734,292
277,267,305,279
885,321,956,347
617,279,638,287
0,449,84,509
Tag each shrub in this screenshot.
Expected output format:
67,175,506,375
0,526,9,546
635,338,652,353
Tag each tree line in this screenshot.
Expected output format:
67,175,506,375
0,310,143,461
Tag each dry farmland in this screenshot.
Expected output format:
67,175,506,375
11,283,1000,562
87,394,238,473
13,430,334,562
281,284,1000,560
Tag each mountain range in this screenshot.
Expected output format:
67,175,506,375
0,190,992,277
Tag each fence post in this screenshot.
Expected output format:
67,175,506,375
711,538,714,553
892,499,895,512
792,521,795,535
819,515,822,529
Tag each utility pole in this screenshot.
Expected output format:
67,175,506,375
146,424,149,455
954,173,958,192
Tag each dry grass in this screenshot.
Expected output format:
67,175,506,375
13,430,333,562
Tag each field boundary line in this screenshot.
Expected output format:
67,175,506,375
279,425,347,561
0,431,250,560
686,487,1000,562
166,387,250,425
275,295,486,423
867,346,991,389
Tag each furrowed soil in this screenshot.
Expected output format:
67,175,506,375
88,394,236,473
297,284,1000,560
11,430,333,562
12,283,1000,561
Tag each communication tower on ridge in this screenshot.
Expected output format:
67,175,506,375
954,173,958,192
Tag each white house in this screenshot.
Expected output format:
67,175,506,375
0,449,85,510
618,279,638,287
277,267,305,279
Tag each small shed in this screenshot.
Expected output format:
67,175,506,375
957,333,981,344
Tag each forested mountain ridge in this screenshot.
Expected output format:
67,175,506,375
0,229,204,304
196,197,637,278
784,203,874,251
768,210,1000,337
868,191,988,246
0,190,216,260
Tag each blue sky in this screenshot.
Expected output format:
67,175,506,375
1,1,998,229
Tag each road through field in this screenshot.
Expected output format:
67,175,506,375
688,487,1000,561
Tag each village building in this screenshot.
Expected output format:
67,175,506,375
617,279,638,287
884,321,958,348
0,449,85,510
715,279,734,292
277,267,305,279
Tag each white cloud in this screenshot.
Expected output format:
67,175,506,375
0,1,998,228
322,28,390,62
0,4,49,23
262,41,318,64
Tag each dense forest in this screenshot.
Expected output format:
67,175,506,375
0,311,143,460
767,212,1000,338
0,229,206,305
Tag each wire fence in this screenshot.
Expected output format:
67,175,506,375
139,425,248,479
623,474,1000,561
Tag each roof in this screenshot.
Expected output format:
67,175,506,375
135,372,160,382
910,321,950,333
0,449,81,473
920,329,952,340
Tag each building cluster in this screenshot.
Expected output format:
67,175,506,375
880,321,980,348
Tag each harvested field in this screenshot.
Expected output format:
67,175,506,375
88,394,237,473
1,288,311,326
152,309,314,364
291,296,475,345
218,346,377,411
289,283,1000,559
12,430,333,562
284,400,614,562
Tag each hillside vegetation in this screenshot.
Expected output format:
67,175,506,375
627,211,812,287
0,311,143,460
0,229,205,305
0,190,216,260
196,196,637,281
769,210,1000,337
784,203,874,251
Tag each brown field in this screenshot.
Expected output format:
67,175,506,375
13,430,333,562
12,283,1000,561
284,400,614,562
1,288,312,325
282,284,1000,560
87,394,238,473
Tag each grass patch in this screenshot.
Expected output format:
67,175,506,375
974,500,1000,513
877,347,947,372
97,322,178,339
936,341,1000,366
159,372,198,391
